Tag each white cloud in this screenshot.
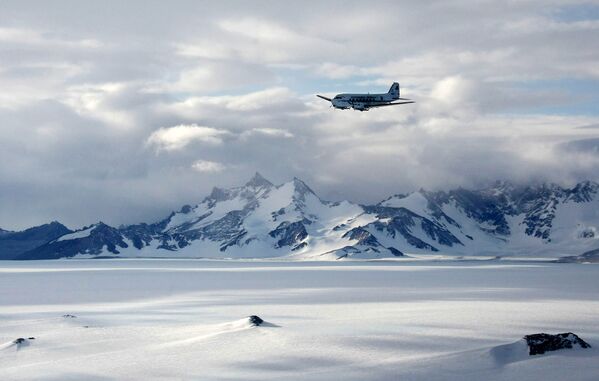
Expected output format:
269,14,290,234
61,82,137,128
0,27,103,48
191,160,226,173
242,128,294,139
1,1,599,229
225,87,296,111
146,124,228,152
314,62,366,79
178,17,342,64
163,87,302,118
253,128,294,138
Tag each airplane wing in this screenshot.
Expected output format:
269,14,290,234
368,101,415,108
316,95,332,102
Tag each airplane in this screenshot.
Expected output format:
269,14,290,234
317,82,414,111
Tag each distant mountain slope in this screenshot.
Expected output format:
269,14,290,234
0,222,71,259
12,174,599,260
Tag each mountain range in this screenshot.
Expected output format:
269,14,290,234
3,173,599,260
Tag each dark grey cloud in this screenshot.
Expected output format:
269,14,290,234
0,0,599,230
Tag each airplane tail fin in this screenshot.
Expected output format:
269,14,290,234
388,82,400,99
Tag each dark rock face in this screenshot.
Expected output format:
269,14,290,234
443,189,511,236
269,221,308,249
339,227,404,257
364,206,454,251
387,247,404,256
248,315,263,326
524,332,591,355
0,222,72,260
18,222,128,260
342,227,379,246
121,222,163,250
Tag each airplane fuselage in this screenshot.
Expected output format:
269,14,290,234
331,92,397,111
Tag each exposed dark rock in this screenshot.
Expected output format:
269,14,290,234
364,206,454,251
121,222,164,249
269,221,308,248
13,338,26,344
343,227,380,246
0,222,72,260
524,332,591,355
580,231,595,238
387,247,404,256
63,314,77,318
248,315,263,326
18,222,128,260
332,223,347,231
430,188,512,236
292,242,308,251
179,204,192,214
567,180,599,203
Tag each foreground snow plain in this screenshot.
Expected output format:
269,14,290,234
0,259,598,380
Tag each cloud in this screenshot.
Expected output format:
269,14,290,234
146,124,228,152
0,26,103,48
191,160,226,173
160,62,274,94
313,62,368,79
1,1,599,230
245,128,294,138
162,87,304,118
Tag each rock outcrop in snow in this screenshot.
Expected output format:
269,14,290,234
524,332,591,355
248,315,264,326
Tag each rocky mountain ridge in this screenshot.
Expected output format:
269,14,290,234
6,174,599,260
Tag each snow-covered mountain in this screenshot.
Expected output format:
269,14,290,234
13,174,599,260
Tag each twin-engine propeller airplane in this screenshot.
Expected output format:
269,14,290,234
317,82,414,111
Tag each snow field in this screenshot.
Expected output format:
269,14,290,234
0,259,598,380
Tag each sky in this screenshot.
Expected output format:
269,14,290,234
1,0,599,230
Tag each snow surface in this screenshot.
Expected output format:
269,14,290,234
56,226,95,242
0,259,598,380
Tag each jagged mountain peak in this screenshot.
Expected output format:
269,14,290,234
245,172,273,189
203,173,274,206
12,178,599,260
568,180,599,202
292,177,317,198
483,180,517,196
